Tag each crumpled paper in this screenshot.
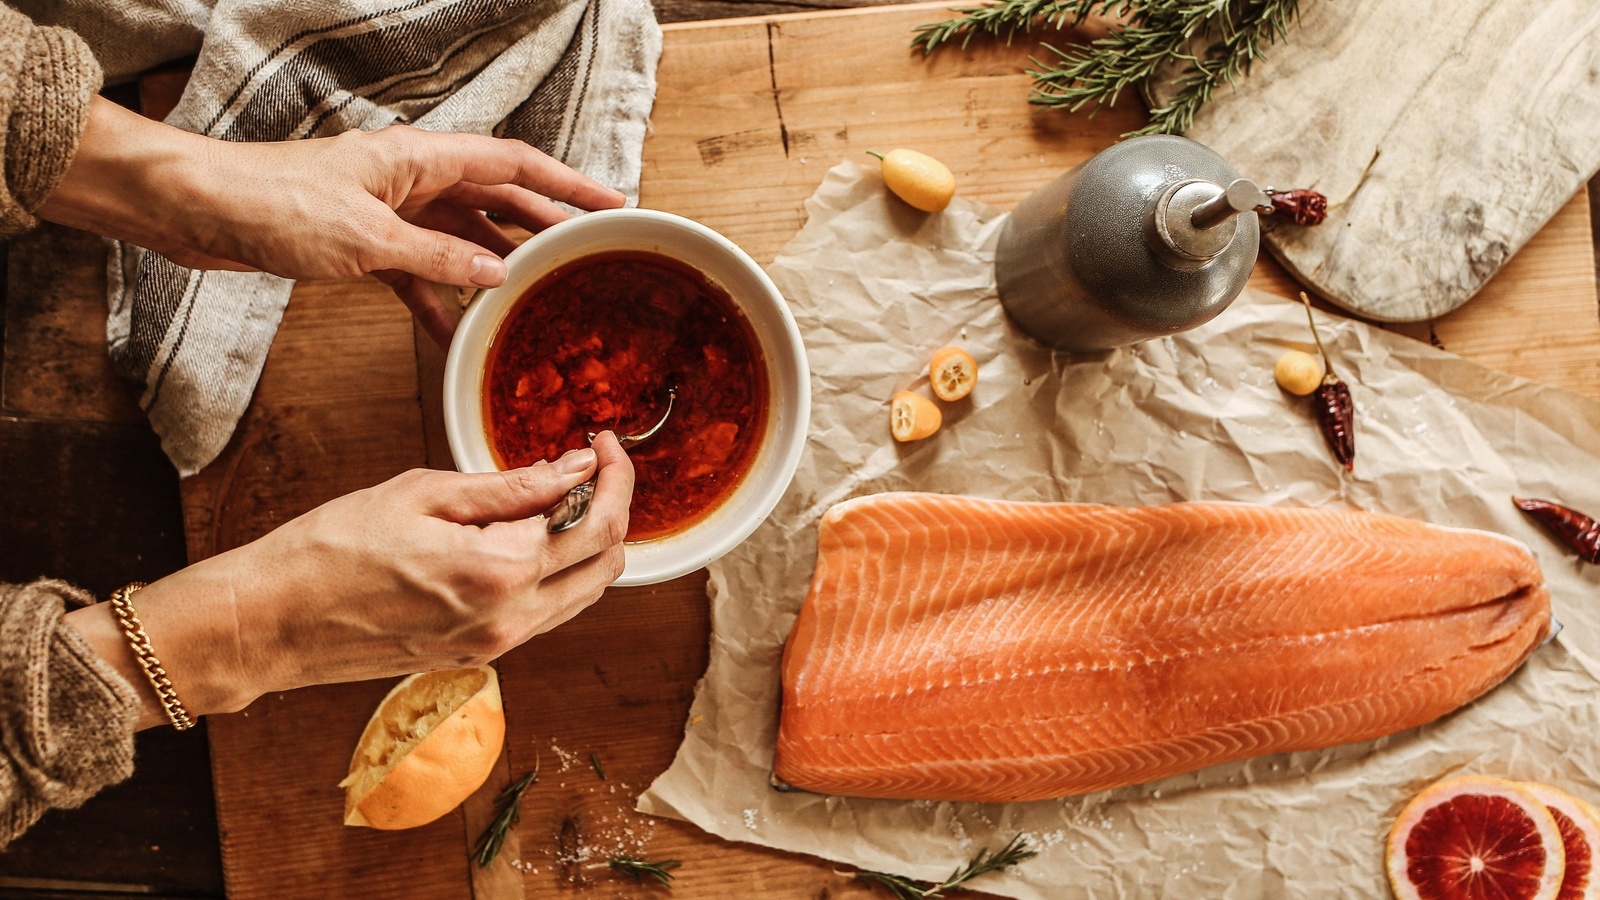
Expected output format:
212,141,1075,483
637,161,1600,898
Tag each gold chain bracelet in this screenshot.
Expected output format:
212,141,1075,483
108,582,195,731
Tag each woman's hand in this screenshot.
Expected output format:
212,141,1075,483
63,434,633,730
37,97,626,345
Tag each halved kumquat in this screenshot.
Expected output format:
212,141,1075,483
890,391,941,442
930,345,978,401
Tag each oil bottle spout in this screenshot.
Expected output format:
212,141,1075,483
1153,177,1270,263
1192,179,1272,229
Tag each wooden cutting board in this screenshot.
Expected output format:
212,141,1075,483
184,4,1600,899
1178,0,1600,322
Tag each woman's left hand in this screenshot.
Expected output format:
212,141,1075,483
38,97,626,344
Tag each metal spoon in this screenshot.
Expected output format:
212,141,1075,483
546,387,677,534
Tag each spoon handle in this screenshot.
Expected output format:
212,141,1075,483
545,478,596,533
544,385,676,535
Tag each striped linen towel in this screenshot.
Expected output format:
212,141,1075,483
63,0,661,476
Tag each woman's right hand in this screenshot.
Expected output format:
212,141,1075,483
64,433,633,729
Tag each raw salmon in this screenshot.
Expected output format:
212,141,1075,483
775,493,1550,803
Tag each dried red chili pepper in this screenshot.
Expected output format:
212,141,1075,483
1313,378,1354,470
1513,497,1600,563
1299,292,1354,471
1266,189,1328,226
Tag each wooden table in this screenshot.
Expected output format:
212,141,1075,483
0,2,1596,898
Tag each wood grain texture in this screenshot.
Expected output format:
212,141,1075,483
178,277,422,562
183,276,455,899
654,0,909,24
640,3,1138,264
214,680,474,900
0,415,218,897
190,3,1597,900
0,725,221,898
1428,189,1600,396
0,1,1574,896
1,224,144,424
1181,0,1600,322
0,415,184,595
489,572,882,900
0,75,225,897
1247,190,1600,400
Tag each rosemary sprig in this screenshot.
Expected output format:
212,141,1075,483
853,834,1038,899
472,761,539,869
609,856,681,887
912,0,1129,53
913,0,1301,136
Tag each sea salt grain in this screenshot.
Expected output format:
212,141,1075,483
948,816,973,852
547,739,579,772
743,809,760,831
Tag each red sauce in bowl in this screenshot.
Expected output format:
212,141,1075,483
483,251,769,541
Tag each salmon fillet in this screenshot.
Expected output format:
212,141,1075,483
775,493,1550,803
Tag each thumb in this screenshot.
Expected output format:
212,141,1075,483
375,219,508,289
426,448,598,524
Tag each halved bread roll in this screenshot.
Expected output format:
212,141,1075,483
339,665,505,830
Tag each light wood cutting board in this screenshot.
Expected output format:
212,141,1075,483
184,4,1600,899
1178,0,1600,321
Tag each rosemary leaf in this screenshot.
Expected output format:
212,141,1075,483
472,762,539,869
938,834,1039,891
590,752,606,781
854,834,1038,898
609,856,682,887
853,869,932,899
913,0,1131,54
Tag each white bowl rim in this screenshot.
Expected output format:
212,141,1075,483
441,207,811,586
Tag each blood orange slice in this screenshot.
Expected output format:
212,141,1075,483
1522,783,1600,900
1386,776,1565,900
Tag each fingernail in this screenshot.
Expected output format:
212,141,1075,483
555,447,596,475
469,255,506,288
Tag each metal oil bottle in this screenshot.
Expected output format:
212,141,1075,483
995,134,1267,352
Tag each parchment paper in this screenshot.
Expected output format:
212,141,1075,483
637,161,1600,898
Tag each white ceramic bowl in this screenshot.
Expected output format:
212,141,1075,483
442,208,810,586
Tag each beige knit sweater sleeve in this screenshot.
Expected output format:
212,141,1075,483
0,580,140,848
0,3,102,237
0,9,139,849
